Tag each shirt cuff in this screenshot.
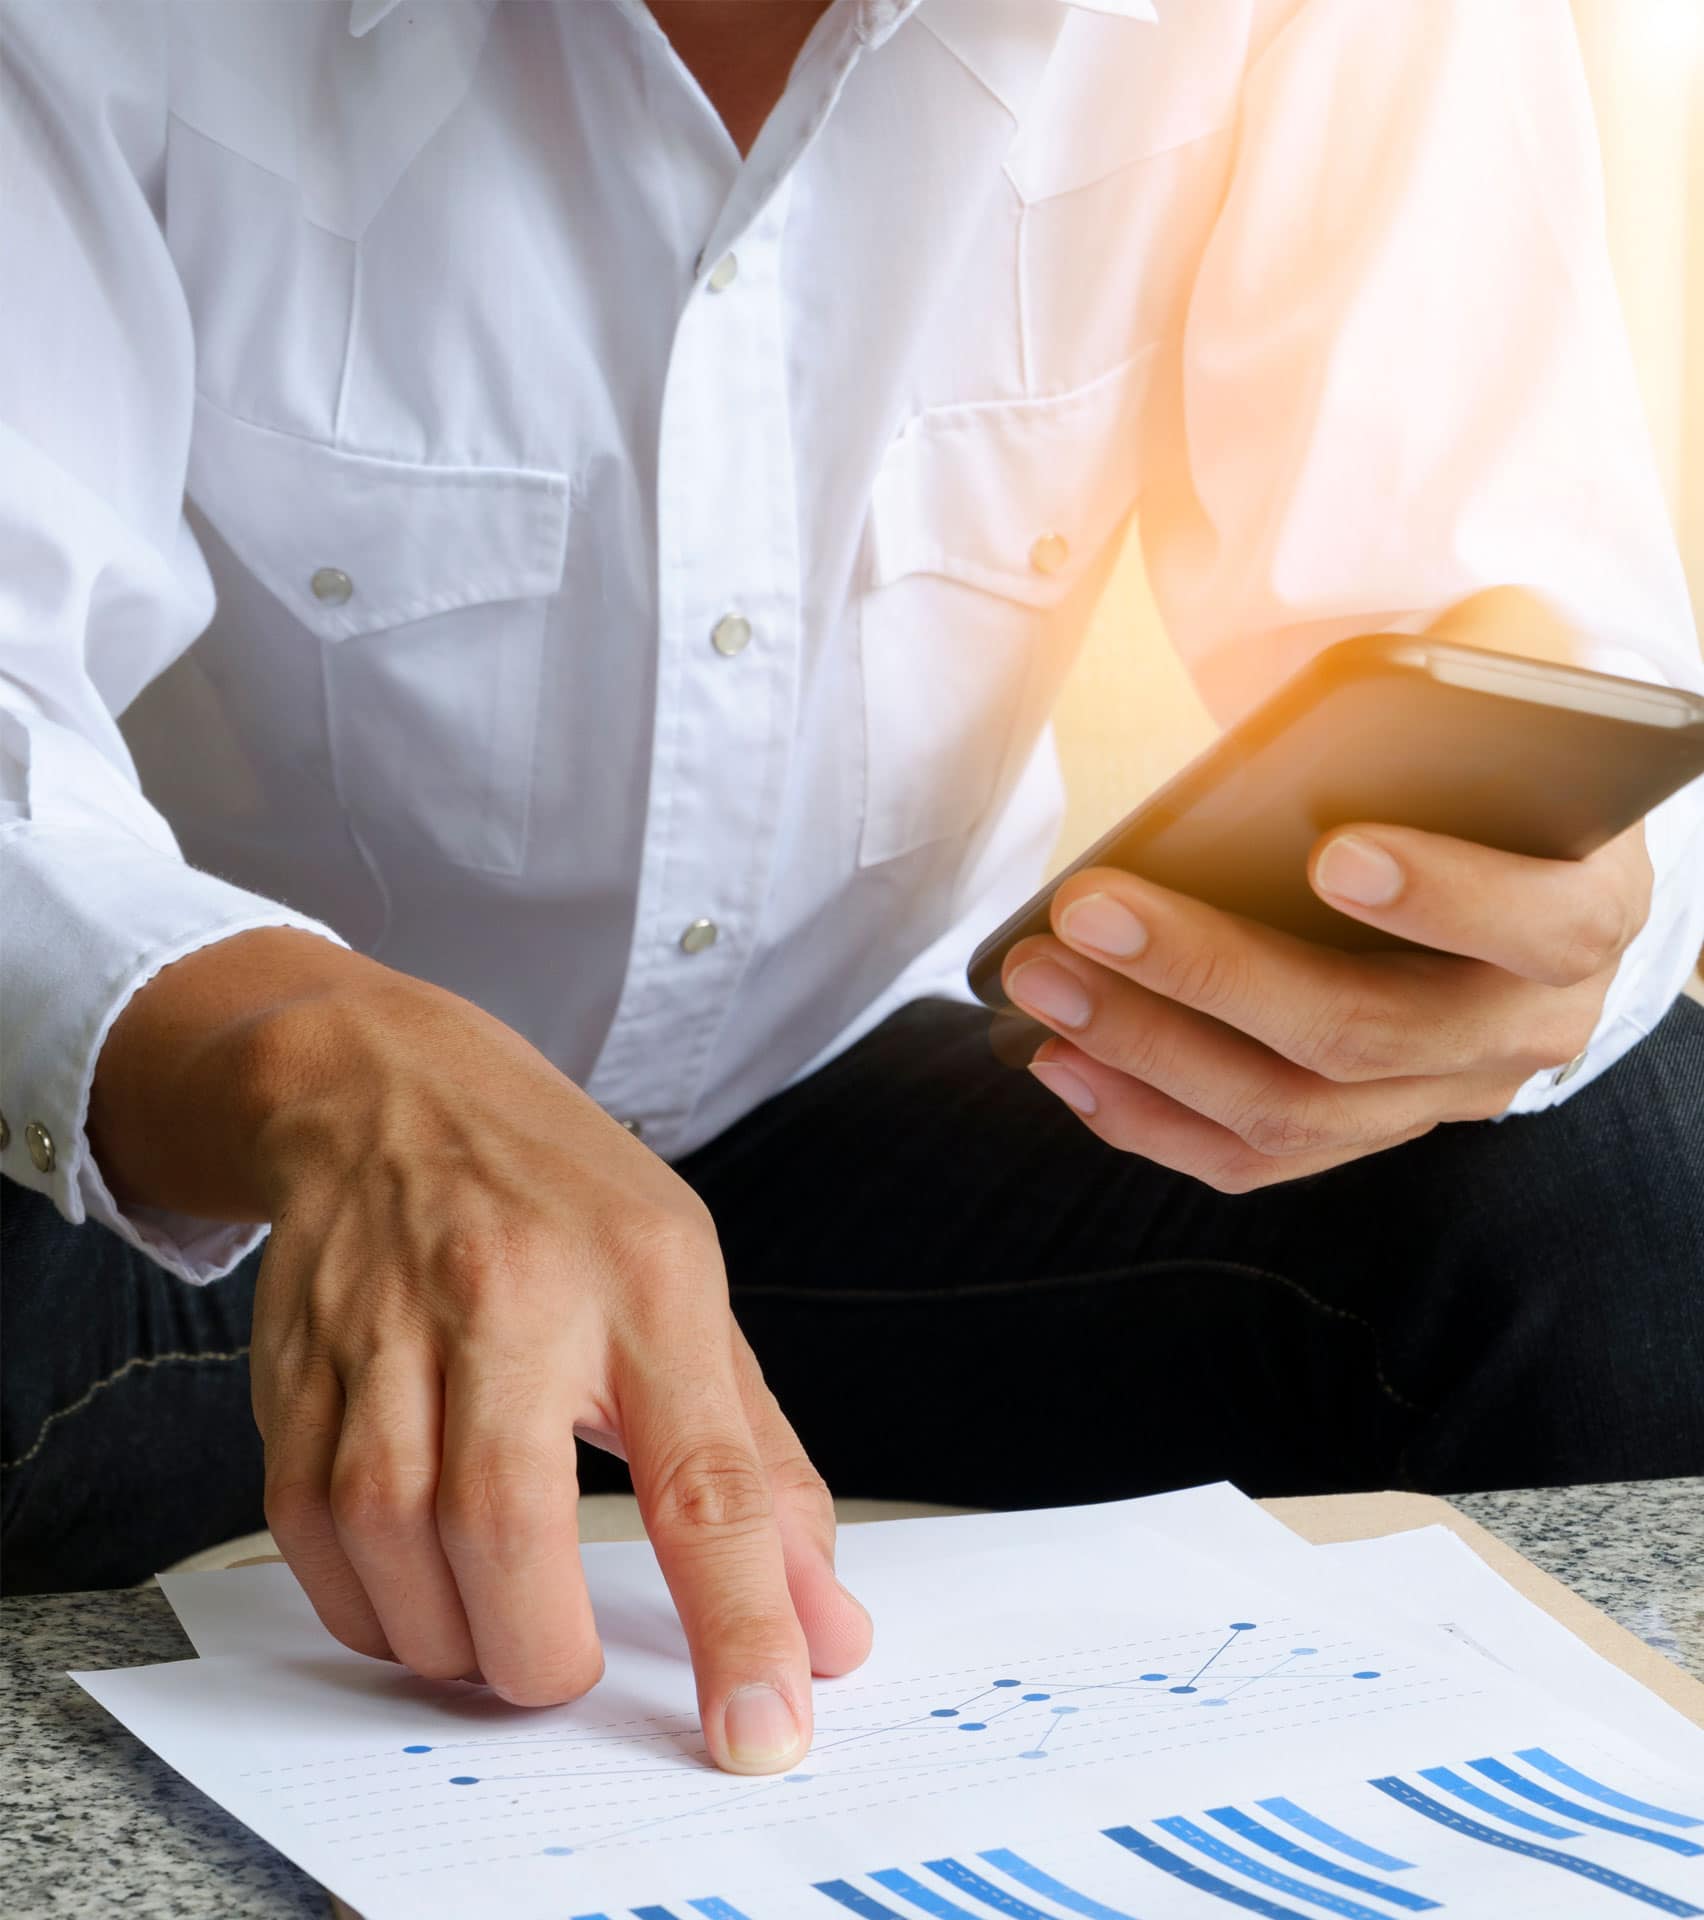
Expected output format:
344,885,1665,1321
0,825,348,1283
1499,771,1704,1117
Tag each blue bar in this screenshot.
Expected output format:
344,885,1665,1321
1207,1806,1439,1911
633,1909,681,1920
870,1868,986,1918
922,1859,1057,1918
1257,1797,1414,1873
1469,1758,1704,1857
1519,1751,1704,1820
815,1883,908,1919
1516,1750,1702,1829
1420,1764,1582,1838
1370,1777,1703,1916
570,1914,614,1919
976,1848,1142,1919
690,1903,755,1920
1103,1826,1313,1918
1157,1815,1393,1920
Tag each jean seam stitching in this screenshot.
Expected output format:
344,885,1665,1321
734,1256,1427,1416
0,1345,252,1475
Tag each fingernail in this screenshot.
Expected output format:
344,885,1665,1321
723,1683,803,1770
1316,835,1404,907
1060,892,1149,957
1008,958,1093,1029
1029,1059,1099,1116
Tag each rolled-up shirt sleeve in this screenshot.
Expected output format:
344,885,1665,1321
1138,0,1704,1113
0,1,344,1281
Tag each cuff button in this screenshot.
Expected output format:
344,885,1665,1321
1549,1049,1589,1088
24,1120,55,1174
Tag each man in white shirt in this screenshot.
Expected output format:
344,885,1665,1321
2,0,1701,1778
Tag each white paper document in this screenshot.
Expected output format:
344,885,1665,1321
77,1487,1704,1920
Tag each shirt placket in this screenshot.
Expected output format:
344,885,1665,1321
586,21,874,1153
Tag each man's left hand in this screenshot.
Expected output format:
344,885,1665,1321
1004,823,1651,1190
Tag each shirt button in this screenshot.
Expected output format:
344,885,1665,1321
679,918,719,954
705,251,739,292
1029,532,1070,576
310,567,354,606
711,613,752,657
24,1120,55,1175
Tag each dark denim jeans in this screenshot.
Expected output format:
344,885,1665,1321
5,995,1702,1592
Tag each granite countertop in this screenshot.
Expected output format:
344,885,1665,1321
4,1480,1701,1919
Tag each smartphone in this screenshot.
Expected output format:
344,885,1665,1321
968,633,1704,1014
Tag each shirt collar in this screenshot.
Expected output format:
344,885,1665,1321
350,0,1157,41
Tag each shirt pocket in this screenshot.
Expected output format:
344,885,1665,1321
186,399,570,878
857,349,1157,869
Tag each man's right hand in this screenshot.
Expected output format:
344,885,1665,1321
88,929,871,1773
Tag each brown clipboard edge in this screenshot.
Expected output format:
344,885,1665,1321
1260,1490,1704,1730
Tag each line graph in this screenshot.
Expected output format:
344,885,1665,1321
233,1616,1414,1880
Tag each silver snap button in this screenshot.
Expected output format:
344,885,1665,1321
711,614,752,657
679,918,719,954
619,1117,645,1140
1029,532,1070,576
310,567,354,606
705,252,739,293
1550,1048,1589,1088
24,1119,55,1174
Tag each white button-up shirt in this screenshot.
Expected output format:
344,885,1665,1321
4,0,1702,1282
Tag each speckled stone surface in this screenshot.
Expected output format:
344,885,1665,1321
3,1480,1700,1918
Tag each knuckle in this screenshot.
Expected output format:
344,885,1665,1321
1308,1003,1404,1081
262,1474,328,1549
1152,942,1246,1016
768,1452,832,1515
437,1452,568,1566
1235,1098,1336,1161
489,1641,606,1708
329,1458,436,1547
606,1204,720,1290
1198,1154,1267,1197
648,1439,775,1539
1552,892,1629,986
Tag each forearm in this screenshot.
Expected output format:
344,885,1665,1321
85,927,393,1222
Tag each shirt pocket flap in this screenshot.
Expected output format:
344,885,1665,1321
866,350,1157,611
186,399,571,641
1005,8,1246,204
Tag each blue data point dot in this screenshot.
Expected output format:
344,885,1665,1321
1022,1692,1050,1701
1353,1670,1381,1680
542,1846,574,1857
930,1708,959,1718
1229,1621,1257,1631
1050,1705,1079,1716
1140,1673,1167,1682
1019,1750,1050,1759
449,1776,480,1786
402,1744,432,1754
992,1678,1021,1688
1170,1685,1198,1695
1291,1647,1317,1656
959,1722,987,1732
784,1773,813,1782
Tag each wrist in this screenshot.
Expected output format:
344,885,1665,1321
88,928,391,1220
